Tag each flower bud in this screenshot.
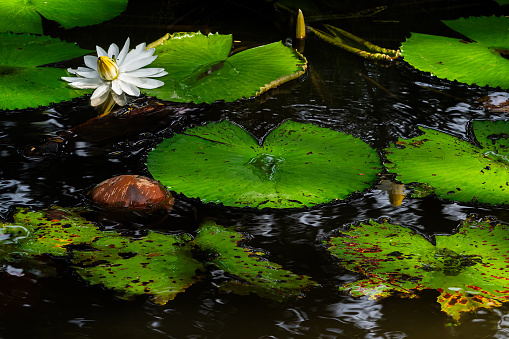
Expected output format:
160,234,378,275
97,56,119,81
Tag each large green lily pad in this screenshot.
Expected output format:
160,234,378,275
147,120,381,209
326,217,509,322
72,231,203,304
195,219,317,300
401,16,509,89
0,0,127,34
143,32,307,103
0,32,91,110
385,120,509,205
1,207,101,256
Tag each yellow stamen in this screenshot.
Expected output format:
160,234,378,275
97,56,119,81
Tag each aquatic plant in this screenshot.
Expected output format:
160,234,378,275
402,16,509,89
385,120,509,206
62,38,167,106
143,32,307,103
0,0,128,34
0,33,91,110
326,217,509,322
147,120,381,209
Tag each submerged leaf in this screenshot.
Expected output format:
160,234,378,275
0,33,91,110
0,0,127,34
326,218,509,322
2,207,101,256
401,16,509,89
195,219,317,301
147,120,381,209
72,231,203,304
385,120,509,205
144,32,307,103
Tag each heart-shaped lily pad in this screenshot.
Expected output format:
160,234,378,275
385,120,509,205
0,32,91,110
326,217,509,322
0,0,127,34
2,207,101,256
195,219,317,301
143,32,307,103
147,120,381,209
72,231,203,304
401,16,509,89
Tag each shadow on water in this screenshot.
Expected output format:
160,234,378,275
2,0,509,338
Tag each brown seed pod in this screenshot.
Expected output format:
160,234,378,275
89,175,174,211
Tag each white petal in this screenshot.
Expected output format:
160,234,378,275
116,38,130,65
120,43,146,67
84,55,98,70
76,70,100,78
123,67,166,77
137,78,165,89
117,73,145,87
113,92,127,106
63,78,103,89
108,43,119,59
62,76,78,82
67,68,78,74
111,79,123,95
90,83,111,100
118,79,140,96
96,45,108,57
121,55,157,72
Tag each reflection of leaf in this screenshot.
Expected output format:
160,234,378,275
0,0,127,34
326,218,509,322
72,231,203,304
3,207,101,256
385,120,509,205
401,16,509,89
144,32,307,104
0,33,91,110
147,120,381,209
195,219,317,301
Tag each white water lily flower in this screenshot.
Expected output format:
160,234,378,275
62,38,167,106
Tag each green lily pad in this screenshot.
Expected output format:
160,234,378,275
147,120,381,209
72,231,203,304
0,0,127,34
195,219,317,301
1,207,101,256
385,120,509,205
326,217,509,322
0,32,91,110
401,16,509,89
143,32,307,103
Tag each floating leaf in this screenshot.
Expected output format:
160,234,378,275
195,219,317,300
0,0,127,34
385,120,509,205
326,217,509,322
0,32,91,110
2,207,101,256
147,120,381,209
72,231,203,304
143,32,307,103
401,16,509,89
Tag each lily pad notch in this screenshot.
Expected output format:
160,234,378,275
147,120,381,209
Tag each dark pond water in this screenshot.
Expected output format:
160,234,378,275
2,0,509,338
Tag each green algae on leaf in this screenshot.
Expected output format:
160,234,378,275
195,219,317,301
2,206,101,256
326,218,509,322
385,120,509,205
143,32,307,103
147,120,381,209
0,0,127,34
72,231,203,304
0,33,91,110
401,16,509,89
